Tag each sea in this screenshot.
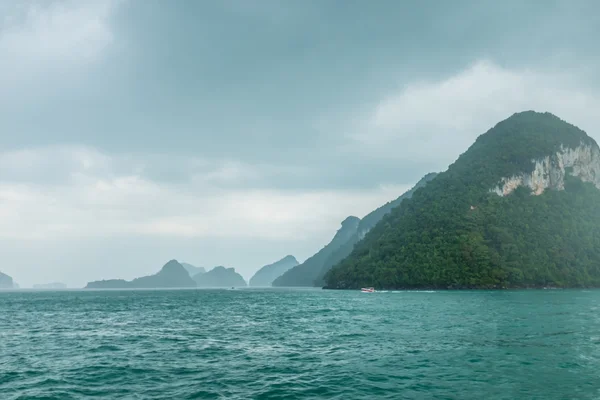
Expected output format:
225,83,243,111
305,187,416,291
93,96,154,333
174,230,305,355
1,288,599,399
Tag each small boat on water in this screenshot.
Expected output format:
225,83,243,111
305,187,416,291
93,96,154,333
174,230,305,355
361,287,375,293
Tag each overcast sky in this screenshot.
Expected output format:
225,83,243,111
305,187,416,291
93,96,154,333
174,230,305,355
1,0,600,287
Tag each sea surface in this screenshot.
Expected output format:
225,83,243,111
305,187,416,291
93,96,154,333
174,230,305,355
1,288,600,399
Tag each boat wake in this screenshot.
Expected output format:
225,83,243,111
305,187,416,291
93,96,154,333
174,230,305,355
390,290,437,293
360,288,437,293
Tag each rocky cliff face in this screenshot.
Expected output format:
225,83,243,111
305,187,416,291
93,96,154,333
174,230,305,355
493,143,600,196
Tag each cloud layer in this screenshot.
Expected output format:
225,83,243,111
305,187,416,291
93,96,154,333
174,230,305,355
0,0,119,84
2,0,114,56
0,146,410,241
352,61,600,168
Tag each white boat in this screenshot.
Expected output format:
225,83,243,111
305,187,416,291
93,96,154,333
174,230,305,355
361,287,375,293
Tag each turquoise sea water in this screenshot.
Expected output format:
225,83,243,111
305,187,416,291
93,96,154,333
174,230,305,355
1,288,600,399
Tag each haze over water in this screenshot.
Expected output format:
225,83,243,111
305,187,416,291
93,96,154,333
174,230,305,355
1,288,599,399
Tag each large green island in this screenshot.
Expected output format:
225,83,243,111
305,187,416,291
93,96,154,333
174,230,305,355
325,111,600,290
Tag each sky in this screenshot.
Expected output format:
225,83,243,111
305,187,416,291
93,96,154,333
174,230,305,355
1,0,600,287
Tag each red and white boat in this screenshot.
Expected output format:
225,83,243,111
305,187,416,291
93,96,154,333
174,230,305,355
361,287,375,293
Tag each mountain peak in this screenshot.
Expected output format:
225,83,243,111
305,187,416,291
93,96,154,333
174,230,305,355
508,110,556,119
160,260,182,272
481,110,593,147
341,216,360,226
446,110,599,195
281,255,298,263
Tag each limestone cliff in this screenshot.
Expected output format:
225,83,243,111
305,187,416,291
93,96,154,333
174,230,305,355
493,143,600,196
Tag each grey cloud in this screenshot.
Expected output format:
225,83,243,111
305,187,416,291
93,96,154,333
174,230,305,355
3,1,599,163
0,143,432,191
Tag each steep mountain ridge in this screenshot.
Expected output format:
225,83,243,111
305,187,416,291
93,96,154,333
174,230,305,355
272,216,360,287
312,173,438,286
273,173,437,287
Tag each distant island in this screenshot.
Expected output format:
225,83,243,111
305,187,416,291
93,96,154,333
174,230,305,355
194,266,247,288
86,279,130,289
86,260,196,289
85,261,247,289
325,111,600,290
0,271,14,289
33,283,67,289
249,255,299,287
